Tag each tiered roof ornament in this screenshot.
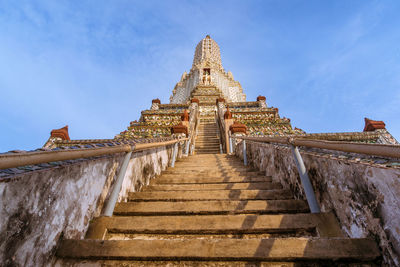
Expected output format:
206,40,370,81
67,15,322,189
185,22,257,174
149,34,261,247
170,35,246,104
192,35,223,71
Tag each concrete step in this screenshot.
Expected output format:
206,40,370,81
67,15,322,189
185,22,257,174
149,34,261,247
173,162,245,167
181,156,238,159
161,170,263,176
55,259,380,266
85,213,343,239
169,159,243,163
128,189,293,201
183,154,233,158
143,182,282,191
197,132,218,134
166,166,254,171
57,238,380,261
195,142,220,145
195,143,220,146
195,150,220,153
195,144,220,146
154,176,272,184
114,199,309,216
195,150,220,152
195,144,219,146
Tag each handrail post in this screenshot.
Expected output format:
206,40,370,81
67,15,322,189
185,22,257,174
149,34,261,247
243,139,247,166
170,142,178,167
185,139,190,156
103,151,132,216
291,145,320,213
229,136,233,155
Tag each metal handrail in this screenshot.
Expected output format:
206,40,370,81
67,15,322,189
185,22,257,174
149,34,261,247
0,138,188,170
230,135,400,214
233,136,400,158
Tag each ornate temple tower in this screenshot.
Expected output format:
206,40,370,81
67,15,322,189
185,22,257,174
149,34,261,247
115,35,306,139
169,35,246,104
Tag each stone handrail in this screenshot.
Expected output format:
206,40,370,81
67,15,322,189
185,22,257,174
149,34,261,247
232,136,400,158
187,103,199,154
216,102,228,153
0,138,188,170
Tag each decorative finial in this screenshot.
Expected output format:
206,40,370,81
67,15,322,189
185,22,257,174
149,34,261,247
206,35,210,39
363,118,386,132
50,125,70,140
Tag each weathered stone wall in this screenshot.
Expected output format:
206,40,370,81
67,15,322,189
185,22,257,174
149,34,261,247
119,146,172,201
235,141,400,266
0,144,176,267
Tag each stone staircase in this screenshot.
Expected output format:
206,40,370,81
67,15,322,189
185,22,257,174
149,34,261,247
57,154,380,266
195,117,220,154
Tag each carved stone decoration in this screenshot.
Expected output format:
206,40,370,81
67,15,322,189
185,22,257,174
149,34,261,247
151,99,161,110
224,106,232,120
50,125,70,140
257,95,266,101
257,95,267,108
364,118,386,132
171,123,188,136
181,109,189,121
216,97,225,104
169,35,246,103
229,122,247,134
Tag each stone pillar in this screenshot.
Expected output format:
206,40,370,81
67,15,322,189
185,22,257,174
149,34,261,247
224,107,234,154
181,109,189,128
151,99,161,110
257,95,267,108
216,97,225,110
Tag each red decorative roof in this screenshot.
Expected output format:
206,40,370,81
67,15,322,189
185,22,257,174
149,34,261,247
50,125,70,140
364,118,386,132
171,123,188,136
257,95,266,101
152,98,161,104
229,121,247,134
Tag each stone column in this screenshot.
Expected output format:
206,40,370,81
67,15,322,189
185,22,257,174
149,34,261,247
151,99,161,110
224,107,234,154
257,95,267,108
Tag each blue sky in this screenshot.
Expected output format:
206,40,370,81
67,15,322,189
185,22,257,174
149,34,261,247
1,0,399,152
